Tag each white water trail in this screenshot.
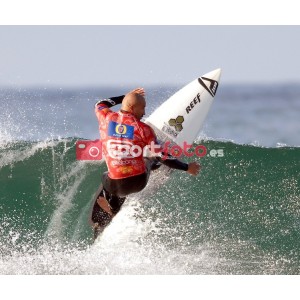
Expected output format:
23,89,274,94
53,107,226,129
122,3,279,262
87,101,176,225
44,161,87,241
0,139,64,169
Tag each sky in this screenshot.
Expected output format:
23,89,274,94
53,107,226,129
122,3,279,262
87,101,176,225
1,25,300,88
1,1,300,299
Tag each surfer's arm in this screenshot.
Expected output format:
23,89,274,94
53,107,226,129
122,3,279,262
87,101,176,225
95,95,125,110
158,155,200,175
145,132,188,172
94,95,125,120
144,126,200,175
157,153,189,171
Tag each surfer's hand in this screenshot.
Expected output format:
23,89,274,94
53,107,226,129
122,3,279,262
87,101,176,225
131,87,145,97
187,162,200,176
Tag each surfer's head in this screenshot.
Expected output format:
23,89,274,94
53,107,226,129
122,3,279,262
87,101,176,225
121,88,146,120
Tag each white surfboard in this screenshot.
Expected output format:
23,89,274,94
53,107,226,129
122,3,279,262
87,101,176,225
146,68,222,147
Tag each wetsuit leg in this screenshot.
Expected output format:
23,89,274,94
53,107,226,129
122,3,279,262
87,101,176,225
90,186,114,240
91,165,153,240
90,180,128,240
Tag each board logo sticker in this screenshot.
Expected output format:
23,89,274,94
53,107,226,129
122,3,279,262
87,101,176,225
168,116,184,132
162,123,178,138
198,76,219,97
186,93,201,114
108,121,134,139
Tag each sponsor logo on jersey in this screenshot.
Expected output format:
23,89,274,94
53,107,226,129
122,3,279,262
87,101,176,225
97,104,108,111
108,121,134,139
119,166,134,174
111,159,140,166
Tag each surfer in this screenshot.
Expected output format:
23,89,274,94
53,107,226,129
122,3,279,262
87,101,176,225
90,88,200,240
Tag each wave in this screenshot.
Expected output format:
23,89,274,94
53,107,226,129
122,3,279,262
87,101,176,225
0,138,299,274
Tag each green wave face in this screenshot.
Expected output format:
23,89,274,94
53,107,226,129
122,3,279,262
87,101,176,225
0,139,299,274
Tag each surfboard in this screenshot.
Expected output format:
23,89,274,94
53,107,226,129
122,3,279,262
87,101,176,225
145,68,222,148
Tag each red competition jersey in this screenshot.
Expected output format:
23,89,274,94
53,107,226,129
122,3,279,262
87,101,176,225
95,103,159,179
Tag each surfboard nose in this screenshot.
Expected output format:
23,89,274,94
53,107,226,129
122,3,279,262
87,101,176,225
200,68,222,82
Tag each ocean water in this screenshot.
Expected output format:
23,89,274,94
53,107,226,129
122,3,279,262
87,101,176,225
0,84,300,274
